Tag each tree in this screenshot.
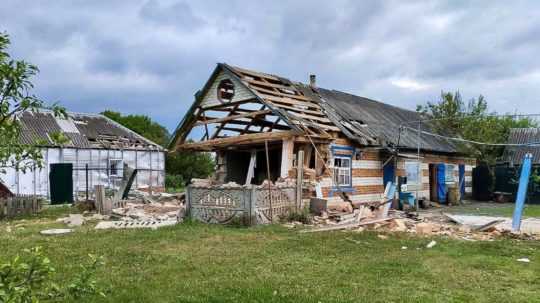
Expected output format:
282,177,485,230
101,110,170,146
102,110,214,187
0,32,65,173
165,148,214,188
417,91,537,164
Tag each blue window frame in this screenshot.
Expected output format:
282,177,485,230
329,145,355,196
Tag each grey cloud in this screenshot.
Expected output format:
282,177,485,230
1,0,539,131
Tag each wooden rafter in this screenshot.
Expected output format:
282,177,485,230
175,131,298,151
194,109,272,126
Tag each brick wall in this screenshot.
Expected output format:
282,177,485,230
318,139,475,205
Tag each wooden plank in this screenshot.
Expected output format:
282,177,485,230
287,111,333,124
176,131,297,150
195,110,272,126
268,102,326,117
259,93,321,110
201,98,259,110
221,127,260,134
250,86,312,102
229,65,281,81
244,78,295,91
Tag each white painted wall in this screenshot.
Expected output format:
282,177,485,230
200,70,255,108
0,147,165,199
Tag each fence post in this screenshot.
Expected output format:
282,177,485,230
95,185,105,214
185,185,191,218
296,150,304,212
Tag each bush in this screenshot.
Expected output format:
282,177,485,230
0,247,105,302
165,174,185,191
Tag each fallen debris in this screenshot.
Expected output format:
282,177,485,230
426,240,437,248
517,258,531,263
40,228,73,235
95,220,177,230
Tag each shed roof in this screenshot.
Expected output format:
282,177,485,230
17,111,164,151
503,128,540,164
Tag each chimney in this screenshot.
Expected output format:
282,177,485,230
309,74,317,87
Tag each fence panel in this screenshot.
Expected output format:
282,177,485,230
254,187,296,224
187,186,251,224
0,195,42,219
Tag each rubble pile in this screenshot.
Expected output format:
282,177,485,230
111,191,186,222
297,205,539,241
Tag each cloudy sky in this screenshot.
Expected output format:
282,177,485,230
2,1,539,132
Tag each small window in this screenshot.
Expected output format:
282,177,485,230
217,79,235,102
405,161,420,184
446,164,456,183
109,159,123,177
333,156,351,187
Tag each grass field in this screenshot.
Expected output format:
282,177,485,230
1,207,540,303
444,202,540,217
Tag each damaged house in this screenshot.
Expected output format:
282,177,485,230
1,111,165,202
169,64,475,209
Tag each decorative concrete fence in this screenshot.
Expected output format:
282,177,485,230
0,195,42,219
186,185,300,225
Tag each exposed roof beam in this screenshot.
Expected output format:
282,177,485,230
195,109,272,126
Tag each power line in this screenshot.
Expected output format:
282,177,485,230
400,113,540,125
400,125,540,147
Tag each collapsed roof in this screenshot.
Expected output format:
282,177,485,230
170,63,459,154
18,111,164,151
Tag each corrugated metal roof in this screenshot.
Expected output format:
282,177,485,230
17,111,164,151
315,88,459,153
503,128,540,164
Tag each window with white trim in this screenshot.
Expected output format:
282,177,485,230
445,164,456,183
333,156,351,187
405,161,420,184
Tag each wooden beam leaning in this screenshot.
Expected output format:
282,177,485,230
195,109,272,126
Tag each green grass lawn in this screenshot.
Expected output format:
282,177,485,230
1,207,540,303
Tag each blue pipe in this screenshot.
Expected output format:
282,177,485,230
512,153,533,232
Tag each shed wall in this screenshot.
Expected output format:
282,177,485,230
0,147,165,200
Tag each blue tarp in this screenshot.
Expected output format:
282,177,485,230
437,163,447,203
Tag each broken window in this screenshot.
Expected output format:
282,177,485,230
217,79,235,102
109,159,123,177
333,156,351,187
446,164,456,183
405,161,420,184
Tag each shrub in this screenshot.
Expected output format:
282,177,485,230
0,247,105,302
165,174,185,191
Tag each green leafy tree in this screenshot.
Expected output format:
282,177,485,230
101,110,170,146
102,111,214,187
417,91,537,164
165,149,214,188
0,32,65,173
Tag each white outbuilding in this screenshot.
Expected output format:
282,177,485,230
0,111,165,202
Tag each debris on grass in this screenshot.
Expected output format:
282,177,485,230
40,228,73,235
517,258,531,263
426,240,437,248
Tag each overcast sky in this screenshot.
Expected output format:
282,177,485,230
2,1,539,132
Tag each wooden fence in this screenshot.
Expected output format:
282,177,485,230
186,185,300,225
0,195,42,219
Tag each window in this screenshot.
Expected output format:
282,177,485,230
109,159,123,177
333,156,351,187
445,164,456,183
405,161,420,184
217,79,235,102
